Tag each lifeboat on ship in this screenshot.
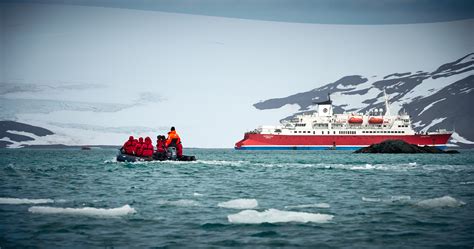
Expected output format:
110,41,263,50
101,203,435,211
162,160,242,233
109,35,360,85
368,117,384,124
348,116,363,124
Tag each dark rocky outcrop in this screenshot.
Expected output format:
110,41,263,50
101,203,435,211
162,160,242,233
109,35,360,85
354,140,459,154
0,121,54,148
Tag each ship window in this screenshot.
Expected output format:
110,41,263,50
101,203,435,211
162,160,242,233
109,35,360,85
298,131,301,133
303,131,306,133
313,131,315,134
294,131,297,133
333,131,336,134
402,131,405,133
322,131,324,134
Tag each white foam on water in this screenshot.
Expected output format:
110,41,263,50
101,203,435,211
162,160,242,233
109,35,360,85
362,197,382,202
416,196,466,208
103,158,117,164
362,196,412,204
285,203,331,209
460,181,474,185
198,160,245,167
408,162,417,166
390,195,412,202
228,209,334,224
218,199,259,209
0,197,55,205
193,192,204,197
158,199,201,207
28,204,136,217
350,164,389,170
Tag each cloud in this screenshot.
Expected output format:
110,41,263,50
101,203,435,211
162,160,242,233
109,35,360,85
136,92,166,104
0,82,106,95
47,122,168,134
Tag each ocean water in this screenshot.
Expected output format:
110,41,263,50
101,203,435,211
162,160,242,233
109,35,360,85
1,148,473,248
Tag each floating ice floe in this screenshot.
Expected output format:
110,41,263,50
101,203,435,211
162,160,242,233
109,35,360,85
158,199,201,207
228,209,333,224
28,204,136,217
416,196,465,208
0,197,55,205
218,199,258,209
284,203,330,209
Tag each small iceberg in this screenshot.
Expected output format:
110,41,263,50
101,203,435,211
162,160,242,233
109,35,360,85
416,196,465,208
0,197,55,205
28,204,136,217
228,209,333,224
217,199,258,209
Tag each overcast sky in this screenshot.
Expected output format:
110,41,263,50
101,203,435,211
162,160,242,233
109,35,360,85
4,0,474,24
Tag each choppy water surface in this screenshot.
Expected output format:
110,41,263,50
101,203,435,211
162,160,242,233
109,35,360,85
1,149,473,248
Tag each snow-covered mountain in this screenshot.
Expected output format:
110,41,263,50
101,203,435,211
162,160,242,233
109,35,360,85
0,121,54,148
254,53,474,148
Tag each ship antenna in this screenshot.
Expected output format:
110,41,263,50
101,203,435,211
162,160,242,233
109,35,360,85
383,89,391,116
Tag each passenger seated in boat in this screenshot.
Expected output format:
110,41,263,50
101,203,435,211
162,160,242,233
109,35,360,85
135,137,144,157
141,137,154,157
166,127,183,158
153,135,167,160
122,136,136,155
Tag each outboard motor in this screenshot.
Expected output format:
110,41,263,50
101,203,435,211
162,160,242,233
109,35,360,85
167,147,177,160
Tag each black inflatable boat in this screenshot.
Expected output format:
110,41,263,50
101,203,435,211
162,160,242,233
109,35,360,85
116,147,196,162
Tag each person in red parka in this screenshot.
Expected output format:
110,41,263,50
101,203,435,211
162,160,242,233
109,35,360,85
142,137,154,157
156,135,166,153
122,136,136,155
135,137,144,157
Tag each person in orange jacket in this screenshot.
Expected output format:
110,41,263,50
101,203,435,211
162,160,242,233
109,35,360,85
135,137,144,157
141,137,154,157
166,127,183,158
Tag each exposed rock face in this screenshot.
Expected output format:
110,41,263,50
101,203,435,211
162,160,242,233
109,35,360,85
354,140,459,154
0,121,54,148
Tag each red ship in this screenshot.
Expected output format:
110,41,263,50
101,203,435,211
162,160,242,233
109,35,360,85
235,91,452,150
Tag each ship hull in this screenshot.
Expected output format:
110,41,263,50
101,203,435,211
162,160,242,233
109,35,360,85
235,133,452,150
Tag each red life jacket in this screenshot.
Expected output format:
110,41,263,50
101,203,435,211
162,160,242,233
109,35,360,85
156,139,165,153
123,136,135,154
135,137,144,156
142,137,154,157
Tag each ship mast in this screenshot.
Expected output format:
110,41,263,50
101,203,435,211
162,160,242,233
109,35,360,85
383,89,391,116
